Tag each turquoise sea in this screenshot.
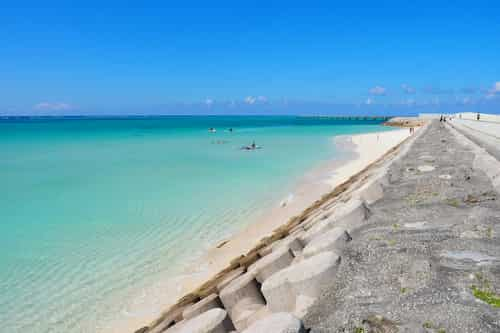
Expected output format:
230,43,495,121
0,116,391,332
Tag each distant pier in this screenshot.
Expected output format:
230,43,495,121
301,115,393,121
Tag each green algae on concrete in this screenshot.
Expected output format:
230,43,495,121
471,286,500,308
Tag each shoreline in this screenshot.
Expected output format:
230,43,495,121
124,126,414,333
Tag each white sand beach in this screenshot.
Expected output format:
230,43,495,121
106,127,415,333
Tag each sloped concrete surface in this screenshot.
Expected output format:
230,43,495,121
303,121,500,332
241,312,305,333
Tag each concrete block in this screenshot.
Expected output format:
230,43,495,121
357,178,384,205
261,251,340,317
219,272,266,331
182,293,222,320
274,235,304,257
300,199,368,244
148,304,192,333
247,246,294,283
257,243,273,257
165,308,234,333
216,267,245,292
302,227,350,259
241,312,305,333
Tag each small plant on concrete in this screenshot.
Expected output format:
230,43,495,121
471,272,500,307
354,327,365,333
422,321,433,329
471,286,500,307
486,226,493,238
445,198,460,207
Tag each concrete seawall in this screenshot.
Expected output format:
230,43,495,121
134,122,428,333
303,120,500,332
136,120,500,332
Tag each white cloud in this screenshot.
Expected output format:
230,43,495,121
369,86,387,96
404,98,416,106
244,95,268,105
401,84,416,94
244,96,257,104
487,81,500,97
365,98,373,105
461,97,473,105
204,98,214,106
256,96,268,103
33,102,73,111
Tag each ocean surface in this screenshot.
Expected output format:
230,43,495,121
0,116,392,333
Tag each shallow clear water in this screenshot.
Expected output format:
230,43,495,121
0,116,391,332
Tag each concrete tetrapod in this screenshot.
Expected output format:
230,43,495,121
261,251,340,318
276,235,304,257
216,267,245,292
165,308,234,333
300,199,368,245
219,271,266,331
257,235,303,258
356,176,385,205
247,246,295,283
302,227,351,259
241,312,306,333
148,304,192,333
182,293,223,320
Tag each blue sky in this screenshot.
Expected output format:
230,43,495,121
1,1,500,115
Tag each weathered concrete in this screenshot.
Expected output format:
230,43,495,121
447,121,500,193
148,304,192,333
356,176,385,205
166,308,234,333
450,118,500,161
216,267,245,292
219,272,266,331
247,246,294,283
302,227,351,259
300,199,368,244
258,234,304,258
303,121,500,332
261,251,340,317
241,312,306,333
276,235,305,257
182,293,223,320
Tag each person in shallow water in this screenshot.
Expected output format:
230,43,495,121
241,141,261,150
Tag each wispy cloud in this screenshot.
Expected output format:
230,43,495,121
244,95,268,105
33,102,74,111
369,86,387,96
487,81,500,97
460,97,473,105
256,96,268,103
401,84,416,94
365,98,374,105
204,98,214,107
403,98,416,106
244,96,256,104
